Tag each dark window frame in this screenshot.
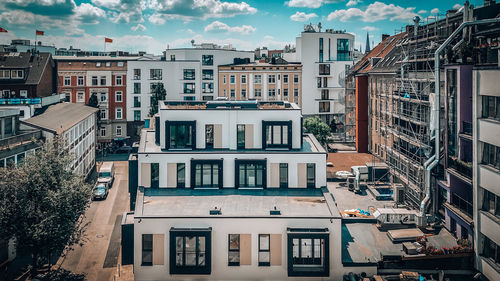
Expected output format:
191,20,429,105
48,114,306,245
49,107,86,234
191,159,223,188
151,163,159,188
228,234,240,266
177,163,185,188
235,159,267,189
165,121,196,150
170,228,212,275
307,163,316,188
258,234,270,267
183,69,196,80
202,55,213,66
262,121,292,149
280,163,288,188
237,124,245,149
287,231,329,277
142,234,153,266
205,124,214,149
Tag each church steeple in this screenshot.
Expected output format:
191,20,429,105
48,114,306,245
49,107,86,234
365,32,371,54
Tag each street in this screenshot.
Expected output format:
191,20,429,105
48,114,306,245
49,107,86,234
58,161,130,281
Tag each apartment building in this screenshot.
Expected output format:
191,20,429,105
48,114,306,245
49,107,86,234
295,24,355,131
217,62,302,106
439,65,474,243
126,45,254,123
22,102,98,176
123,100,352,280
472,44,500,281
55,56,135,148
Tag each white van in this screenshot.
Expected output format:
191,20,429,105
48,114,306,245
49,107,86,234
98,162,115,188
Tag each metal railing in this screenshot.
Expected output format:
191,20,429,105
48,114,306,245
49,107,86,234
448,157,472,179
0,130,42,149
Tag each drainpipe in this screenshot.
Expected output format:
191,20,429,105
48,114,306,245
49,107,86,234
418,18,500,226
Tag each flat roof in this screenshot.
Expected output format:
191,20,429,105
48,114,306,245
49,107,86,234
219,62,302,67
138,130,325,154
342,223,458,265
135,188,340,219
161,100,300,110
53,56,140,61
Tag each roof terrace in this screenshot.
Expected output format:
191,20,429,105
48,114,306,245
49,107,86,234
161,100,300,110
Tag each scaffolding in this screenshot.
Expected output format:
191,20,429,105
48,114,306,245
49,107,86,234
387,12,464,208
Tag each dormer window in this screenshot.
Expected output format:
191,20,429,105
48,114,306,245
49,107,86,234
11,70,23,79
0,70,10,79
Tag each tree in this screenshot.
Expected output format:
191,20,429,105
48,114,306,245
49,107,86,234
0,137,92,275
149,83,166,117
303,117,331,148
87,93,98,108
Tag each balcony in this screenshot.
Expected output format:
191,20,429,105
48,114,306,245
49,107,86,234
448,156,472,181
0,130,42,150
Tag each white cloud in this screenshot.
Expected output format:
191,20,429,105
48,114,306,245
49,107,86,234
418,10,427,14
148,0,257,23
148,13,166,25
290,11,318,22
327,1,418,22
346,0,361,7
131,23,146,31
285,0,336,8
74,3,106,24
0,10,35,25
204,21,256,34
92,0,145,23
453,4,462,9
362,26,377,31
430,8,439,14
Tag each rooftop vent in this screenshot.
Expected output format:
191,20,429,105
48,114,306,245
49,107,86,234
270,206,281,215
209,207,221,215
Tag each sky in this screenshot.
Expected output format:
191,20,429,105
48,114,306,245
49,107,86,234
0,0,488,55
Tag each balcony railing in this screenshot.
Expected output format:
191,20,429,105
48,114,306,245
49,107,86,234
0,130,42,150
448,157,473,179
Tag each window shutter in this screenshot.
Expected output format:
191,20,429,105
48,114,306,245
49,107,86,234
240,234,252,265
270,163,280,188
167,163,177,188
245,124,254,149
141,163,151,188
214,124,222,148
270,234,282,266
297,163,306,188
153,234,164,265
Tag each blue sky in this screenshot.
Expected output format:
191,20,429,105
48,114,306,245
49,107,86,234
0,0,486,54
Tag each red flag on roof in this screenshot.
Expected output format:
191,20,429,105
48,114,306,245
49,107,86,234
105,37,113,43
0,27,7,33
36,30,44,36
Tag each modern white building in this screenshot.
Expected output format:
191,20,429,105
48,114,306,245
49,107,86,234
295,24,355,127
473,67,500,281
127,45,254,122
123,100,353,280
21,102,98,176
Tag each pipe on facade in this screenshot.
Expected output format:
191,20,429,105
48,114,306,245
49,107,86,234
419,18,500,223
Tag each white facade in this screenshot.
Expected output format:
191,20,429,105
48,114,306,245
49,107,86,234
472,68,500,281
295,27,355,125
62,113,96,176
127,48,254,121
128,101,351,280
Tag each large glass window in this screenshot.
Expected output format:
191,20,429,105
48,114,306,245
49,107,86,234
202,69,213,80
228,234,240,266
482,96,500,121
307,163,315,188
263,121,291,149
150,69,162,80
319,38,324,62
134,96,141,107
202,55,213,66
319,102,330,113
288,231,329,277
482,189,500,218
170,229,211,274
191,160,222,188
319,64,330,75
133,69,141,80
183,69,195,80
337,39,350,61
142,234,153,266
237,124,245,149
236,160,266,188
202,82,214,93
280,163,288,188
184,83,195,94
258,234,270,266
151,163,159,188
134,110,141,121
134,82,141,94
205,124,214,148
482,235,500,267
482,142,500,170
177,163,185,188
166,121,195,149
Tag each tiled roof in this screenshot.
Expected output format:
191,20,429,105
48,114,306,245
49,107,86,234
351,33,405,75
0,52,52,85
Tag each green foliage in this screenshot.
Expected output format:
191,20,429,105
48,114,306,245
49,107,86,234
303,117,331,145
0,137,92,271
149,83,166,117
87,93,98,108
36,268,86,281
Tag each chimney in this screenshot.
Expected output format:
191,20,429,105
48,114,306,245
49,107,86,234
382,34,390,41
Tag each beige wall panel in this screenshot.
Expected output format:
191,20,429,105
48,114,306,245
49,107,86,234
167,163,177,188
297,163,306,188
141,162,151,187
214,124,222,148
270,234,282,266
245,124,254,149
153,234,164,265
240,234,252,265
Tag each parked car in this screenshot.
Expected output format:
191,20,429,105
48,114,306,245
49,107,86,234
97,162,115,188
93,183,108,200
